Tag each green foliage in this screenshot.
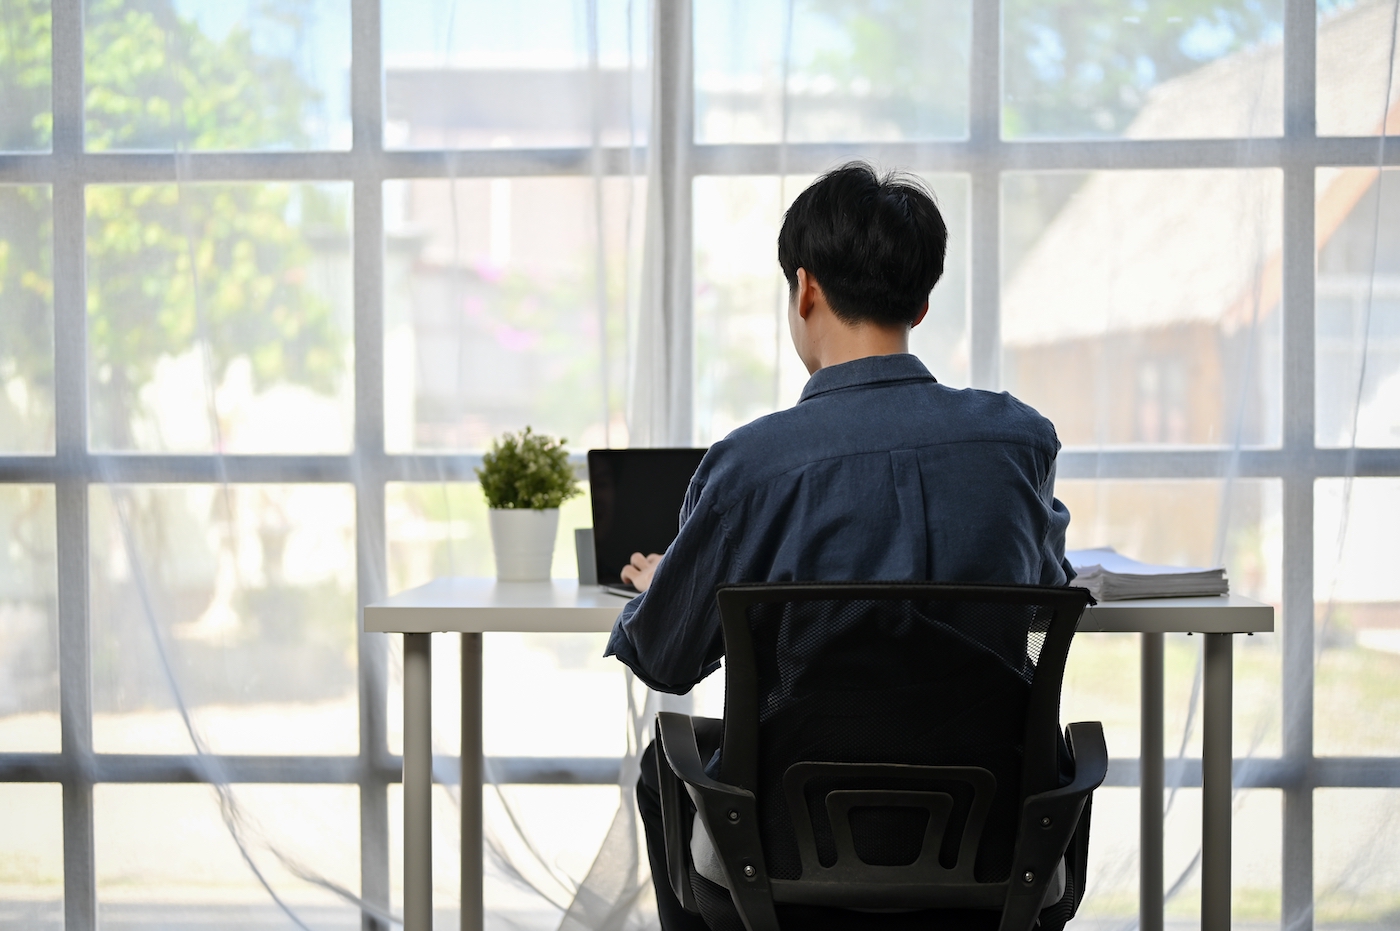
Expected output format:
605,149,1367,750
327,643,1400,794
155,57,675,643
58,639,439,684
799,0,1281,140
803,0,970,139
85,182,348,447
65,0,345,447
1002,0,1282,138
476,427,582,510
0,0,52,150
83,0,316,151
0,185,53,386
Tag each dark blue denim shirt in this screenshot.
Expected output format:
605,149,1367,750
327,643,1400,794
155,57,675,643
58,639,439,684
604,353,1073,694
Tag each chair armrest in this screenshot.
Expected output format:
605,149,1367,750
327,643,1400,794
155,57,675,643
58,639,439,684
997,722,1108,931
656,712,740,797
653,713,724,913
1046,721,1109,801
656,712,781,931
653,714,694,911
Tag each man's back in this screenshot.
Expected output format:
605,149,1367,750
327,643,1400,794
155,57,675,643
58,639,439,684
605,353,1072,694
620,164,1077,931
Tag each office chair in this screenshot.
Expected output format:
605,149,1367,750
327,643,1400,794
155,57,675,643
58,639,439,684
654,582,1105,931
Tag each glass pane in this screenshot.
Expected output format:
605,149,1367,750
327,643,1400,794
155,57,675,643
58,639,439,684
90,484,358,755
1059,479,1282,758
1157,789,1282,925
1070,788,1278,924
0,783,62,930
386,481,592,592
1003,170,1282,447
492,786,621,920
384,178,636,452
1315,478,1400,756
384,480,628,925
0,485,58,753
1317,1,1400,137
695,0,970,144
1315,789,1400,927
84,0,350,151
1070,787,1137,923
1003,1,1283,140
86,183,353,453
0,0,51,151
1232,790,1284,924
386,783,624,927
0,184,54,453
95,784,360,926
383,0,647,149
1316,167,1400,447
384,480,600,757
693,173,969,446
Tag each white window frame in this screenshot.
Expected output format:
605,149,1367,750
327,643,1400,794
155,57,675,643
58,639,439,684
2,2,1399,930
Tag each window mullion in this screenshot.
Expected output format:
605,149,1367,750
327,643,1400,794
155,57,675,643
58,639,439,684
968,0,1000,391
351,0,390,927
50,0,96,928
1281,1,1319,927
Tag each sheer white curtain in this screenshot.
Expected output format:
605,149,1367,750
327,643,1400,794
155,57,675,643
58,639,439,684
0,0,665,928
686,2,1400,930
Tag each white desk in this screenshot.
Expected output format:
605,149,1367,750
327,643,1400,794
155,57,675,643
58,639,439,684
364,580,1273,931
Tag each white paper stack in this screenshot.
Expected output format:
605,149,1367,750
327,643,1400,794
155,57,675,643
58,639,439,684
1066,547,1229,601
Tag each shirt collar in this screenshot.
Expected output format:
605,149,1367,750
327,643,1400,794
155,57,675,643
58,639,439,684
797,353,938,404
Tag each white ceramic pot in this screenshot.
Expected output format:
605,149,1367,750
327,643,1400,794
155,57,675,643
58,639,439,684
489,508,560,581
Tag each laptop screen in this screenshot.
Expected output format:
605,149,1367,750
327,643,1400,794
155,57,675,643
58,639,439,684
587,448,708,587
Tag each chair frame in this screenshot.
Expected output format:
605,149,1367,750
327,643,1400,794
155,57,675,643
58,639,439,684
655,581,1106,931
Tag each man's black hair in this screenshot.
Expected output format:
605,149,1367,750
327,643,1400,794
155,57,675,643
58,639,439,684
777,162,948,328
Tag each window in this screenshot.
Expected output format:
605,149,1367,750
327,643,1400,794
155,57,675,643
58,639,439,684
2,1,1399,929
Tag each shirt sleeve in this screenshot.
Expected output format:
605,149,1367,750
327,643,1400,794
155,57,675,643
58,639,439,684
603,471,738,693
1039,456,1075,585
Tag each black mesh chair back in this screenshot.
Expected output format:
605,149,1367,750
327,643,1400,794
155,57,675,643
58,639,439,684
655,582,1104,931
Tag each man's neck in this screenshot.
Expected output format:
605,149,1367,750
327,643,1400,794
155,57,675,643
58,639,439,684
806,323,910,373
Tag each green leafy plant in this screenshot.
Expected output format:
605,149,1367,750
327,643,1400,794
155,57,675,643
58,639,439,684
476,427,582,510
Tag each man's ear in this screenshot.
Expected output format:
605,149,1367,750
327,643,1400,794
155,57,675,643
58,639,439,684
795,268,819,320
911,300,930,328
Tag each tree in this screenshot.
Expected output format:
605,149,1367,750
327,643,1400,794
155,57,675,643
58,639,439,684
83,0,313,152
1002,0,1281,137
799,0,1282,140
803,0,971,140
0,0,51,150
0,2,56,449
84,180,347,449
0,0,346,451
0,184,53,450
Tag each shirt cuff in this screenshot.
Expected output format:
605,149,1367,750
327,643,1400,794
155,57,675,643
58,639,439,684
603,595,720,694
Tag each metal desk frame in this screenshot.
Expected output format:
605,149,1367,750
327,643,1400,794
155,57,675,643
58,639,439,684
365,580,1273,931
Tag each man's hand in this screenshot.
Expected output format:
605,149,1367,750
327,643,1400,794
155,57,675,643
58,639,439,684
620,552,662,592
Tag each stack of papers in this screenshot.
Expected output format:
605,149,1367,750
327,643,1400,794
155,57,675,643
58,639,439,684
1066,547,1229,601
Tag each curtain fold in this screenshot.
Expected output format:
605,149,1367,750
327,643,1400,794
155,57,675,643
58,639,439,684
628,0,693,449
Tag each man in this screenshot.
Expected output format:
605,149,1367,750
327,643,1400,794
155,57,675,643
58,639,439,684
605,162,1073,930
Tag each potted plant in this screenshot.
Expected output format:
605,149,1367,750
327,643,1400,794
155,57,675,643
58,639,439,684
477,427,582,581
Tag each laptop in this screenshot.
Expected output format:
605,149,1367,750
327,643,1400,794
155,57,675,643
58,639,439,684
586,448,708,598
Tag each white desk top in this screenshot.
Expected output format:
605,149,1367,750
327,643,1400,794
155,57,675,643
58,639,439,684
1081,593,1272,634
364,578,632,633
365,579,1274,635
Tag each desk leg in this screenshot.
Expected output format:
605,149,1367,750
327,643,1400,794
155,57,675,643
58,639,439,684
461,633,483,931
1141,632,1164,931
404,633,433,931
1202,633,1233,931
